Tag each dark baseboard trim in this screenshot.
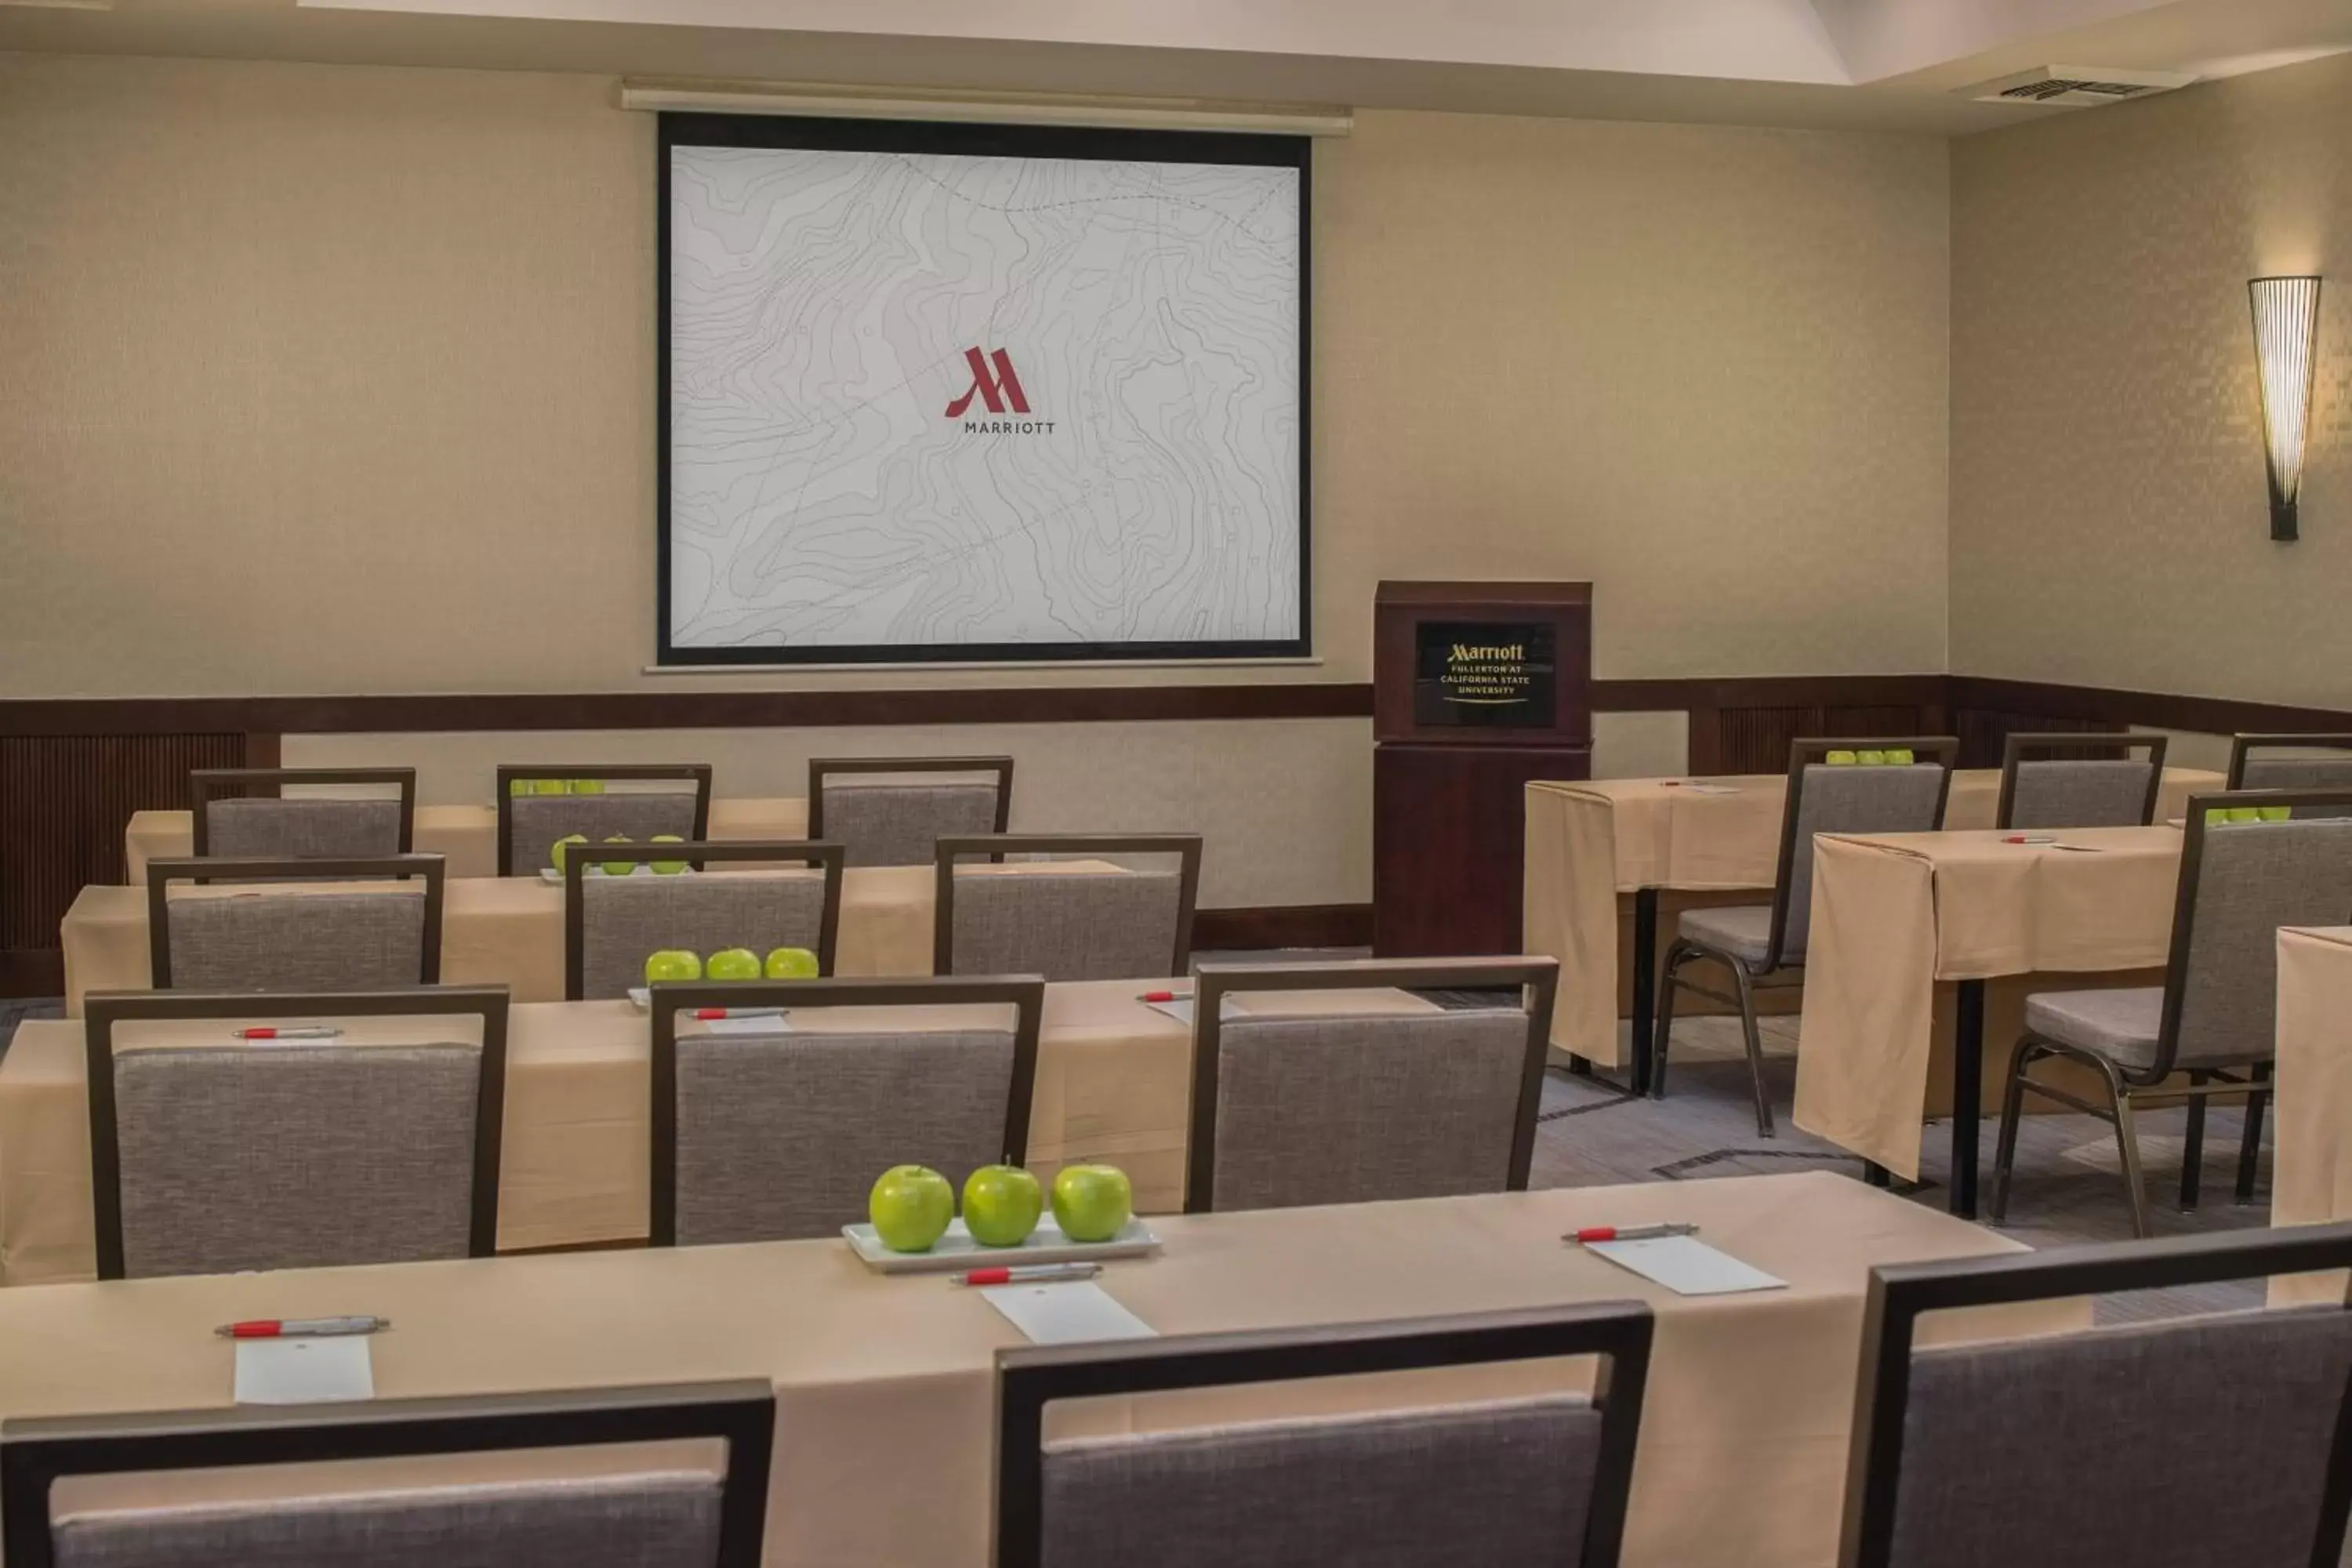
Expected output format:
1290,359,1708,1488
1193,903,1374,953
1947,676,2352,736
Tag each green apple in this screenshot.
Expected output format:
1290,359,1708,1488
568,778,605,795
644,949,702,985
2258,804,2293,822
2206,808,2229,826
532,778,568,796
1886,748,1915,765
1050,1164,1132,1244
2228,806,2263,823
1825,750,1859,766
650,833,688,874
869,1165,954,1254
1855,750,1888,767
962,1165,1044,1247
706,947,762,982
510,779,529,797
764,946,819,979
550,833,590,873
600,835,635,876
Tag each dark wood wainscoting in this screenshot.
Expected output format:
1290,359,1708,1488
5,676,2347,996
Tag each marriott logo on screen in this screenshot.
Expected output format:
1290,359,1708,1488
946,347,1056,435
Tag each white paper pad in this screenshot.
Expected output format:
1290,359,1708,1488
1681,782,1742,795
980,1282,1156,1345
1585,1236,1786,1297
704,1014,790,1034
1142,996,1243,1026
234,1337,376,1405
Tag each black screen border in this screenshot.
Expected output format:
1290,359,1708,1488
656,112,1312,667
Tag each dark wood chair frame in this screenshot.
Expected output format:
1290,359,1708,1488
994,1302,1654,1568
807,755,1014,844
561,839,847,1000
81,985,510,1280
1184,957,1559,1215
1652,738,1960,1137
2227,734,2352,789
646,975,1045,1247
145,854,446,990
1,1379,776,1568
493,764,714,877
932,833,1203,979
1993,731,2167,830
189,767,418,860
1838,1221,2352,1568
1990,787,2352,1238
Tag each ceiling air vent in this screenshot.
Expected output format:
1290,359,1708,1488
1961,66,2194,107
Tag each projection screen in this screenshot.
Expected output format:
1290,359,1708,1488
659,114,1309,666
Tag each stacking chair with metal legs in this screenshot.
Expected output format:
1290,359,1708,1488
495,764,713,876
1652,738,1957,1136
189,767,416,859
934,833,1202,982
1994,731,2165,829
2228,733,2352,815
147,855,445,992
1991,789,2352,1238
995,1304,1653,1568
561,839,846,1000
1837,1222,2352,1568
808,755,1013,867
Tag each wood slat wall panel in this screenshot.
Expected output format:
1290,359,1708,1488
0,733,247,954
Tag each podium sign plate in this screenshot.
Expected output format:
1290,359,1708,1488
1413,621,1556,729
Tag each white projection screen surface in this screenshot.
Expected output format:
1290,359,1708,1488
659,115,1310,666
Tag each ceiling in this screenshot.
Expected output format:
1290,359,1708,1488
2,0,2349,133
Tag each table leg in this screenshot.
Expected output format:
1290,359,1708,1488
1629,887,1658,1097
1864,1163,1891,1189
1566,1056,1593,1077
1951,979,1984,1219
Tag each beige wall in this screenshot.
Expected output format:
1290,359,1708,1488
0,51,1951,698
1951,53,2352,709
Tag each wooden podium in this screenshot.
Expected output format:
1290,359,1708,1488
1372,582,1593,956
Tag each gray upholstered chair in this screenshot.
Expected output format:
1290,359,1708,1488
495,764,713,876
649,977,1044,1247
190,767,415,860
0,1381,775,1568
1652,738,1958,1136
1184,958,1556,1214
935,833,1201,982
1838,1222,2352,1568
562,840,845,1000
1994,732,2165,830
2228,734,2352,817
995,1304,1653,1568
808,755,1012,868
1991,789,2352,1237
147,855,444,993
81,986,507,1280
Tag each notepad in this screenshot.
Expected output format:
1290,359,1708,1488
1143,997,1242,1027
1682,782,1742,796
980,1282,1157,1345
234,1336,375,1405
1585,1235,1785,1297
705,1014,790,1035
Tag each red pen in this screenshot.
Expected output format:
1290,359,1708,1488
213,1316,390,1338
955,1264,1102,1287
2002,834,2056,846
234,1027,342,1041
692,1007,786,1021
1138,990,1181,1004
1566,1223,1698,1246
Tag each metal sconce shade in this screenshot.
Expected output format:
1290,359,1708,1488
2249,275,2321,542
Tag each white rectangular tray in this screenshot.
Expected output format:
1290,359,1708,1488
539,864,697,884
842,1217,1160,1275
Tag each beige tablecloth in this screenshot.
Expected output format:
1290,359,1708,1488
0,1172,2080,1568
1791,826,2185,1178
0,982,1439,1285
124,797,811,884
2274,927,2352,1307
1523,769,2222,1067
61,862,1128,1014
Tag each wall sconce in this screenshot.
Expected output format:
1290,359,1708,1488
2249,275,2321,542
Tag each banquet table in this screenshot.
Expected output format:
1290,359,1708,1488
60,861,1128,1015
123,797,811,884
1790,824,2185,1216
0,981,1439,1285
2273,926,2352,1307
1522,768,2221,1086
0,1172,2081,1568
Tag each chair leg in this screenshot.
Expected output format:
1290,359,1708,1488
1650,943,1692,1102
2111,1085,2154,1241
2238,1062,2272,1205
1988,1040,2038,1225
1728,961,1774,1139
2180,1071,2209,1212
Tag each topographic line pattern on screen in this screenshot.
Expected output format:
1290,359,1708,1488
668,145,1302,657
